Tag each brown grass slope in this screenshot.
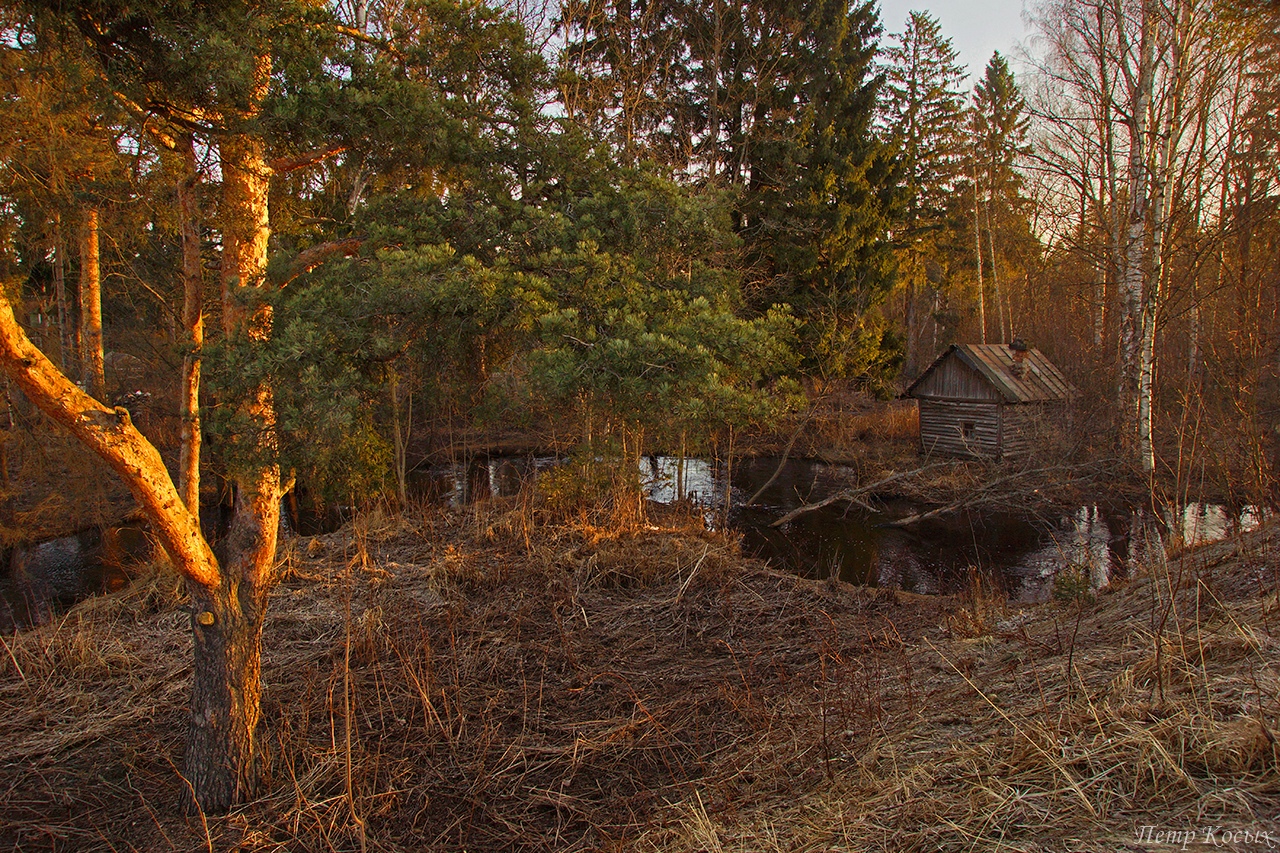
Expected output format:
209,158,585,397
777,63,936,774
0,504,1277,852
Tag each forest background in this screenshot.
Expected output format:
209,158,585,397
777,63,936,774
0,0,1277,812
2,0,1276,507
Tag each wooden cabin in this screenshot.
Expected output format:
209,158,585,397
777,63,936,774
906,342,1076,459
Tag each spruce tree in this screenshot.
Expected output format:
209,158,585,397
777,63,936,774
970,51,1032,344
879,10,966,372
737,0,899,384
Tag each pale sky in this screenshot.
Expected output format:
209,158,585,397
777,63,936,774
876,0,1032,83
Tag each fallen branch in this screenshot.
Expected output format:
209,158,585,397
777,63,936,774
881,462,1109,527
768,462,954,528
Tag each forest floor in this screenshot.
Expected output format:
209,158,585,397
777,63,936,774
1,500,1278,852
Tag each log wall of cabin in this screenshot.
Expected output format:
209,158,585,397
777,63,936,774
999,403,1053,458
918,399,1001,457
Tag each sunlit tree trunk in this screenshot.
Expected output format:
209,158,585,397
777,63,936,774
178,135,204,517
185,53,282,807
987,207,1007,342
79,206,105,400
972,160,986,343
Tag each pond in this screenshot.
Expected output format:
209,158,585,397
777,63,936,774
0,524,149,631
420,454,1269,603
4,456,1264,631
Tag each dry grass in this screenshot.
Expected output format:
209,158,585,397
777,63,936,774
799,400,920,471
637,527,1280,853
1,503,1277,852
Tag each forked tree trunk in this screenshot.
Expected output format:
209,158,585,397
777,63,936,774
185,54,281,810
0,294,273,815
0,32,283,820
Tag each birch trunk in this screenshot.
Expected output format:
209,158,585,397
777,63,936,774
1118,0,1156,466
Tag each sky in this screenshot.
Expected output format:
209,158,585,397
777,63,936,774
876,0,1033,83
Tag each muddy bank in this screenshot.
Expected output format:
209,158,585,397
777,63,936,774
0,507,1276,851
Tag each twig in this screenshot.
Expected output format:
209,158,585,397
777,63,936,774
744,407,817,508
0,633,26,683
166,756,213,853
344,568,368,853
674,544,711,603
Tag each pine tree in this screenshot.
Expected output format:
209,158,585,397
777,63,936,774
0,0,425,812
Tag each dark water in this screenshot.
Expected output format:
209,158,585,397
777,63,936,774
424,454,1269,602
6,457,1261,630
0,524,150,631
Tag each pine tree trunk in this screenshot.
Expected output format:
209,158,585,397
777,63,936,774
904,274,918,374
972,163,986,344
986,204,1006,343
706,0,722,182
52,215,72,374
391,370,408,508
184,572,267,813
183,469,278,812
80,207,105,400
178,135,204,516
185,52,281,813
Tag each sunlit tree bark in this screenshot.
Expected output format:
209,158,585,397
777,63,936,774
78,205,104,399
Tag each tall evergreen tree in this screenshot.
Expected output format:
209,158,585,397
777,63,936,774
737,0,899,384
880,11,966,229
969,50,1031,343
559,0,899,383
971,52,1030,207
558,0,691,164
879,10,966,372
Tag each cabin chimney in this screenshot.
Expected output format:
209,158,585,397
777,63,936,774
1009,338,1028,377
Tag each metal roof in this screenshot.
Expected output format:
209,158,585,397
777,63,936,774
906,343,1078,403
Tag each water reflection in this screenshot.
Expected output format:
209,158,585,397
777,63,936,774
418,454,1268,600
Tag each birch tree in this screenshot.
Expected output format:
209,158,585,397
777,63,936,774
1030,0,1233,475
